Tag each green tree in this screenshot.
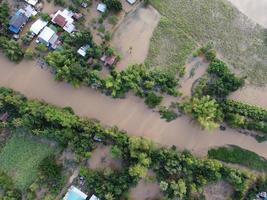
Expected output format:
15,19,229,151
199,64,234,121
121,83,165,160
180,96,223,130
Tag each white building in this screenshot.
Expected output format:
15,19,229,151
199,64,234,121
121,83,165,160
25,0,39,6
30,19,48,35
77,45,90,57
37,26,56,46
51,9,75,33
127,0,137,5
97,3,107,13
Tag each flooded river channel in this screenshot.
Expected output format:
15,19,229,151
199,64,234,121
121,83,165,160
0,56,266,159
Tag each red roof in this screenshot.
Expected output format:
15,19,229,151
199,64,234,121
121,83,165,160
53,14,66,27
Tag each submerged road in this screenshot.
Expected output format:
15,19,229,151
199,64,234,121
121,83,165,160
0,57,266,159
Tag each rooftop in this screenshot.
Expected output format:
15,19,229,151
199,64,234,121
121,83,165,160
30,19,48,35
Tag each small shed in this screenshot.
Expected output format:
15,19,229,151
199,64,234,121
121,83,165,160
0,112,9,122
25,0,39,6
97,3,107,13
77,45,90,57
101,55,117,66
127,0,137,5
30,19,48,35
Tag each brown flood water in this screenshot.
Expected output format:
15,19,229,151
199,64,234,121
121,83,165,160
227,0,267,28
0,57,266,159
111,6,160,71
230,85,267,109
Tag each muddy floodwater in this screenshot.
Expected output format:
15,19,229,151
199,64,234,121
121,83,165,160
227,0,267,27
0,56,267,159
230,85,267,109
111,6,160,71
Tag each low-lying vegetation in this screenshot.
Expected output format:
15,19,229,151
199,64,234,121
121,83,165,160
208,145,267,172
0,133,55,190
149,0,267,84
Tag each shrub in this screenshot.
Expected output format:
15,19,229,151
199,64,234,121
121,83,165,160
144,92,163,108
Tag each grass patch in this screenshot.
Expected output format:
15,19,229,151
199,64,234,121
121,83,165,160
148,0,267,84
0,132,55,190
208,145,267,172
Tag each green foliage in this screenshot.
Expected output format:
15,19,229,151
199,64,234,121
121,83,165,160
144,92,163,108
0,37,24,62
206,59,245,98
222,100,267,135
0,171,21,200
245,176,267,199
39,155,63,187
0,3,9,31
159,106,178,122
80,168,135,199
0,133,54,190
208,145,267,172
180,96,223,130
103,0,122,12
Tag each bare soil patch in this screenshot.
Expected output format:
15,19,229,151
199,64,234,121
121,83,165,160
204,181,234,200
129,171,163,200
87,145,122,170
111,5,160,71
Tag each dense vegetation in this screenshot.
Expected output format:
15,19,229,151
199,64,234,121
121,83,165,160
180,95,223,130
208,145,267,172
0,87,258,199
46,31,179,105
0,3,25,62
0,170,22,199
222,100,267,137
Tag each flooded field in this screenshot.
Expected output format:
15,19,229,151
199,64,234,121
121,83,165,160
227,0,267,28
111,5,160,71
230,85,267,108
0,56,267,159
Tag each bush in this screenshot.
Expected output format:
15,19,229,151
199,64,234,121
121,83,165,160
144,92,163,108
159,106,178,122
103,0,123,12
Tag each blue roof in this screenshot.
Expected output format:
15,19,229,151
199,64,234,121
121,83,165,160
9,11,28,33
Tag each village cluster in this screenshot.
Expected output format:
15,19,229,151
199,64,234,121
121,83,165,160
8,0,136,61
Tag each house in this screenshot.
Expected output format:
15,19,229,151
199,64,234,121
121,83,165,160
101,55,117,66
89,195,100,200
9,5,37,34
25,0,39,6
127,0,137,5
51,9,75,33
37,26,58,48
97,3,107,13
30,19,48,35
77,45,90,57
9,10,28,33
63,186,100,200
23,5,38,17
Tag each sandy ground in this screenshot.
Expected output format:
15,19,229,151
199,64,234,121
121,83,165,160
87,145,122,170
111,5,160,71
129,179,163,200
204,181,234,200
227,0,267,28
180,57,209,97
230,85,267,109
0,57,267,159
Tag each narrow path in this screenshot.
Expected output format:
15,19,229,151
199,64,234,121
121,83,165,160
0,58,266,159
55,167,80,200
